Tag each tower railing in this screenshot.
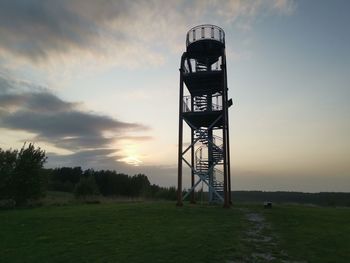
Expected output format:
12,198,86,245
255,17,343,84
186,25,225,47
182,57,223,74
182,95,222,112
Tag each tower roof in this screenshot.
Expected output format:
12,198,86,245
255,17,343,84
186,24,225,60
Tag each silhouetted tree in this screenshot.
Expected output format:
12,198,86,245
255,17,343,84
49,167,82,192
0,148,17,200
129,174,151,197
0,143,47,205
93,170,130,196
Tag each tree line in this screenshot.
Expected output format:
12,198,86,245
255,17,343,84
2,144,348,208
232,191,350,207
0,144,176,207
48,167,176,200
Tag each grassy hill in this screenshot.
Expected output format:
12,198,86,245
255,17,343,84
0,202,349,262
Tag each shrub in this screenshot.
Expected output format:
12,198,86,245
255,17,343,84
0,199,16,210
154,186,177,200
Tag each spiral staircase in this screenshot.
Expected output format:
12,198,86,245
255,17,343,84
194,129,224,202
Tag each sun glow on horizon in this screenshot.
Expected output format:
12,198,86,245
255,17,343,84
117,143,143,166
118,155,142,166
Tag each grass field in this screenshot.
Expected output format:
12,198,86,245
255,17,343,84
0,202,349,263
263,205,350,263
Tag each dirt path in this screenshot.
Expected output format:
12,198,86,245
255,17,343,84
227,209,306,263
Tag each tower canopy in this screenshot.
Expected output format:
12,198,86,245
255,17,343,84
186,25,225,61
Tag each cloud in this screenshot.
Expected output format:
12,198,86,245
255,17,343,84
0,74,150,153
0,0,296,67
117,135,153,141
271,0,296,15
0,92,77,112
2,111,144,139
48,148,122,169
0,0,100,61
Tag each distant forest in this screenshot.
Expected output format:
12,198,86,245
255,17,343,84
47,166,176,200
231,191,350,207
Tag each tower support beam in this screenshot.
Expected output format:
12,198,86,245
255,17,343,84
177,54,186,207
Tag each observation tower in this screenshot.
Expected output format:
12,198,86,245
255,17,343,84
177,25,232,207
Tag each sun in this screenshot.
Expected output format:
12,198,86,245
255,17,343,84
117,143,143,166
118,154,142,166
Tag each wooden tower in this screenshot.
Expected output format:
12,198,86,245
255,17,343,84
177,25,232,207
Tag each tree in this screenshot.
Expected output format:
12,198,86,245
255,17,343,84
74,176,100,198
129,174,150,197
93,170,130,196
0,143,47,205
48,167,82,192
0,148,17,200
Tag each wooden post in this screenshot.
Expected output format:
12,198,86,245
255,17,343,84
177,54,185,207
222,49,230,208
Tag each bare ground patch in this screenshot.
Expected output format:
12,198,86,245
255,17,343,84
227,209,307,263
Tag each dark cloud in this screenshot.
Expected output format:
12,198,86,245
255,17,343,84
0,74,17,93
24,92,77,112
0,0,97,60
41,135,114,152
0,92,77,112
0,0,132,61
2,110,143,138
48,148,122,170
0,74,150,152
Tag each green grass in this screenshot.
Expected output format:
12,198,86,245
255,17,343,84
263,204,350,263
1,202,349,263
0,202,246,263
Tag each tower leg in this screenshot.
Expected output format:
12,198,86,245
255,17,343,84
177,68,184,207
190,128,196,204
226,118,232,205
208,128,213,203
224,56,232,206
222,53,230,209
222,123,229,208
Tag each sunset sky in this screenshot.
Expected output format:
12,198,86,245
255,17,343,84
0,0,349,192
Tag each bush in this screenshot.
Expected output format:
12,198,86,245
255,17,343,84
0,199,16,210
48,180,75,193
154,186,177,200
74,176,100,198
0,143,47,206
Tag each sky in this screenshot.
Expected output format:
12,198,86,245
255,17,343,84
0,0,349,192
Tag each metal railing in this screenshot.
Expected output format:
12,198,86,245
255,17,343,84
213,168,224,185
182,96,191,112
194,135,224,171
182,57,222,74
186,24,225,47
182,95,222,112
